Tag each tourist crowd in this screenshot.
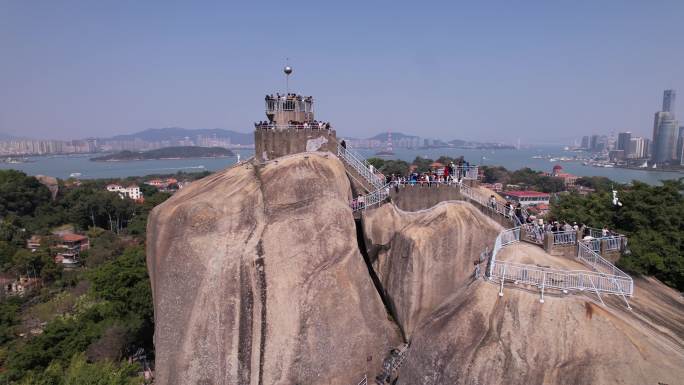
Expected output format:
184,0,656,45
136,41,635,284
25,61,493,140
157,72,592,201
254,120,332,130
385,161,476,187
265,93,313,103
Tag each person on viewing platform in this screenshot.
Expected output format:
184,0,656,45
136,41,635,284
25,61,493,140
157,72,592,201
602,226,609,237
514,203,523,223
489,195,497,209
504,202,511,218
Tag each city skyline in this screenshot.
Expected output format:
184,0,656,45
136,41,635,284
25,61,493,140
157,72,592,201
1,1,683,142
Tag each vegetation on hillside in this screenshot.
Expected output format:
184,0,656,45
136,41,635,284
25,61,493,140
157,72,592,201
550,179,684,290
0,169,167,383
480,165,566,193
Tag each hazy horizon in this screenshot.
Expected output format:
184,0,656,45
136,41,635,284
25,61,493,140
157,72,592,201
1,1,682,144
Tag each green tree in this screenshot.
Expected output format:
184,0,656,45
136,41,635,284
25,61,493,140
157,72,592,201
0,170,51,217
550,179,684,290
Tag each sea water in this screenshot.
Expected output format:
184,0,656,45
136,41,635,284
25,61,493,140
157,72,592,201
1,146,681,185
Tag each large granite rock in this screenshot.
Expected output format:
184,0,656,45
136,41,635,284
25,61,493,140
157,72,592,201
147,151,684,384
147,153,401,385
362,202,502,337
396,278,684,385
35,174,58,200
362,202,684,384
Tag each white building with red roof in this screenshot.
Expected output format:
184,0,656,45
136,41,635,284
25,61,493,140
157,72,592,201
550,164,578,187
106,184,143,201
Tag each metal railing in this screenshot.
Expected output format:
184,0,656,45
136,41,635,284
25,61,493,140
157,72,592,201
459,183,525,225
487,227,633,298
490,260,633,296
488,227,520,277
588,228,604,238
350,185,390,212
337,144,385,190
605,237,623,251
521,223,544,245
553,231,577,245
356,374,367,385
462,166,479,180
255,123,331,130
577,242,630,279
581,238,601,253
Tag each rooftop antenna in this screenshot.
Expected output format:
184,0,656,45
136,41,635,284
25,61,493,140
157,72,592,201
284,59,293,94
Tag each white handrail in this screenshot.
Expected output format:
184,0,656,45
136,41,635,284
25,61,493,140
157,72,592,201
487,228,633,297
350,184,391,212
553,231,577,245
337,144,385,190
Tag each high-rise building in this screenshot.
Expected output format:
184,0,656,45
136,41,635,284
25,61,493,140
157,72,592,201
581,136,590,149
653,112,678,163
663,89,676,113
678,126,684,165
590,135,600,151
629,137,648,159
652,90,679,164
617,132,631,152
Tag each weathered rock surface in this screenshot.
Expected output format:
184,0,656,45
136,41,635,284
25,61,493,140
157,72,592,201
396,278,684,385
362,202,502,337
35,174,58,200
147,151,684,384
362,201,684,385
147,152,401,385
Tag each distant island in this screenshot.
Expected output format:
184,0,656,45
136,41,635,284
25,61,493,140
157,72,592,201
91,146,234,162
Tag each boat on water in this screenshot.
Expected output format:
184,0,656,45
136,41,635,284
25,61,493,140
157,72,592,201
69,172,82,178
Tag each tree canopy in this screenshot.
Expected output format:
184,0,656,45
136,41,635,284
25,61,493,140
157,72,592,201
551,179,684,290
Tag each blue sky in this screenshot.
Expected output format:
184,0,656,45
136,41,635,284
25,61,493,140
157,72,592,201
0,0,682,143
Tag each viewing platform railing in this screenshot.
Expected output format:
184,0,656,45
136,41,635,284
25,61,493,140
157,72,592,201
577,242,631,281
553,231,577,245
486,226,634,301
581,238,602,253
255,123,332,130
350,185,390,212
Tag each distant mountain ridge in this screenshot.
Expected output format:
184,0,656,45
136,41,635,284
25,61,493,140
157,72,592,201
107,127,253,145
369,132,420,140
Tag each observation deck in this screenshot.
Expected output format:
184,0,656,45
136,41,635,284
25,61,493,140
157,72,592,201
254,92,337,162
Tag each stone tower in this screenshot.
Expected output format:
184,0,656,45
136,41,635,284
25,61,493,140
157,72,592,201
253,67,337,162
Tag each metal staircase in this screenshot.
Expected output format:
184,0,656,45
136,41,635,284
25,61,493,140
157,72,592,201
337,143,385,191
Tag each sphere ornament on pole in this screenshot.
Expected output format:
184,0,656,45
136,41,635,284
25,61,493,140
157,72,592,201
284,65,293,75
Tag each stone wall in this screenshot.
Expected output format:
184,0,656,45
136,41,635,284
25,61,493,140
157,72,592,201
254,128,337,162
389,185,464,212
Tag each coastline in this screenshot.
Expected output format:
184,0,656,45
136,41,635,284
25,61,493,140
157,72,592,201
91,155,234,162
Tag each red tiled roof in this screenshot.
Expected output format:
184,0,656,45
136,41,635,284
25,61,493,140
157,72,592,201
504,190,550,198
61,233,88,242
